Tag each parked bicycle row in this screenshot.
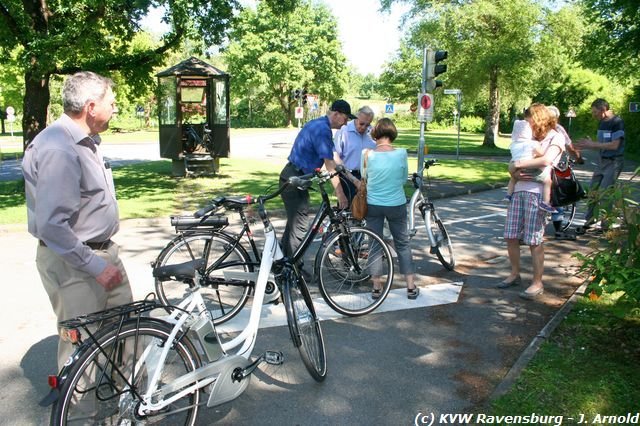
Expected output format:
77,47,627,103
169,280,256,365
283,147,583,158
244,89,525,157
41,162,455,424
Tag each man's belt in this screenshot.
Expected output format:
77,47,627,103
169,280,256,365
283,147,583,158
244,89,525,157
286,161,305,174
39,239,113,250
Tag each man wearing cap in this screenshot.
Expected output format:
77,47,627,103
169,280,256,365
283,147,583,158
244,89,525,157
280,99,354,259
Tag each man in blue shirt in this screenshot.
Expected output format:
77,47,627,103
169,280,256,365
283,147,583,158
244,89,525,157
333,105,376,205
573,98,625,233
280,99,355,258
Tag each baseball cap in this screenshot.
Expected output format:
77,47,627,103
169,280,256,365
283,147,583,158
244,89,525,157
330,99,356,119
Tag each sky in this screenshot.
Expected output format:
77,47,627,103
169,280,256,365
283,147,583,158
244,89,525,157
318,0,410,76
142,1,410,76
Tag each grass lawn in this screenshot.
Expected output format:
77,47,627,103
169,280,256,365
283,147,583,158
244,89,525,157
395,128,512,156
0,155,508,225
487,295,640,419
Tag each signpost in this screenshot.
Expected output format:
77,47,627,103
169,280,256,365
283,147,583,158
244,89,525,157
294,106,304,129
385,103,394,114
6,106,16,137
566,108,576,136
443,89,462,159
630,102,639,113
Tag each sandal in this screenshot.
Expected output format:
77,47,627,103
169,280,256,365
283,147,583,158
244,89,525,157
407,287,420,300
371,288,382,300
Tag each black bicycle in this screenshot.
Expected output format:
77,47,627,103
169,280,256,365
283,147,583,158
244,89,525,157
153,166,394,321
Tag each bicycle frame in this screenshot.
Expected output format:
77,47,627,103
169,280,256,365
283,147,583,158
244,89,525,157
407,167,438,247
138,223,282,412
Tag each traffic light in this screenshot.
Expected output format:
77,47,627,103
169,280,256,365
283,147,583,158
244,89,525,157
426,49,448,92
292,88,301,100
301,87,308,105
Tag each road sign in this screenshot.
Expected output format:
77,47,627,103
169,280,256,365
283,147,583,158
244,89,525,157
385,103,394,114
443,89,461,95
294,106,304,119
417,93,433,123
566,108,576,118
6,106,15,115
630,102,639,113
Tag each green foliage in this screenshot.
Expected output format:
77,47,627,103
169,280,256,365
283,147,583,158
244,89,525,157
579,0,640,81
575,168,640,303
378,42,422,103
223,1,348,125
619,85,640,157
459,116,486,133
0,0,240,142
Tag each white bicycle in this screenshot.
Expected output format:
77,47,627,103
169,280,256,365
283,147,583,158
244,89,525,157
43,178,327,425
407,159,456,270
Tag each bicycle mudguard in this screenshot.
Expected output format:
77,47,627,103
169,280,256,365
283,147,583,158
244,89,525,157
171,215,229,230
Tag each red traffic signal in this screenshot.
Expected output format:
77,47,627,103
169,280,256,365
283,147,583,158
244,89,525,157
420,94,432,110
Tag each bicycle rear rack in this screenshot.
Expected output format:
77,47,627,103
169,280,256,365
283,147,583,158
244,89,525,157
58,299,164,329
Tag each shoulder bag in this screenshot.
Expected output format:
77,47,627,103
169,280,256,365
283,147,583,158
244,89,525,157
351,150,370,220
551,155,586,207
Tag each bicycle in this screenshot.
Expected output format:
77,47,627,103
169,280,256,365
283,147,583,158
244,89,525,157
154,166,394,320
407,159,456,271
183,123,214,154
45,176,328,425
152,200,280,326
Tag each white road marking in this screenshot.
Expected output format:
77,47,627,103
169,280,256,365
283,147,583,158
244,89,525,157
216,282,464,334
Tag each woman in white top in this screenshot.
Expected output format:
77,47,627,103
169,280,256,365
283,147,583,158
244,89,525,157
499,103,565,299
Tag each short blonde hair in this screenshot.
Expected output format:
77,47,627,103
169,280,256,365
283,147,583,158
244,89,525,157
528,103,554,141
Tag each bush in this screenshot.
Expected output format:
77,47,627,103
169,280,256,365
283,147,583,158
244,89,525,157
459,116,485,133
575,167,640,303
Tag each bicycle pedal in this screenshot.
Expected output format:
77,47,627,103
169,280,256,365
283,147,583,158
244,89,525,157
264,351,284,366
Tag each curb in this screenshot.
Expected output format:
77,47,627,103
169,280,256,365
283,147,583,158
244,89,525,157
488,280,590,400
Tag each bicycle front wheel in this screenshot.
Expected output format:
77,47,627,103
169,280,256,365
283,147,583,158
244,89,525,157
316,227,393,316
283,269,327,382
155,233,253,325
423,207,455,271
51,318,201,425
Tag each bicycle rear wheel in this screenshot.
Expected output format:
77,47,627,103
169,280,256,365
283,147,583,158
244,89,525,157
283,269,327,382
560,203,576,231
316,227,393,316
422,206,455,271
154,233,253,325
51,318,201,425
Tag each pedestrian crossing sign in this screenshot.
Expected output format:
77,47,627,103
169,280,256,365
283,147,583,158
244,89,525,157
385,103,394,114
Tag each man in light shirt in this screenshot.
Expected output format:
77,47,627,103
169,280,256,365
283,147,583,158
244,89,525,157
22,71,133,372
333,105,376,206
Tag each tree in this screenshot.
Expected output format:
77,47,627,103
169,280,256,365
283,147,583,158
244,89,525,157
404,0,542,147
223,1,348,125
0,0,240,147
378,42,422,103
580,0,640,81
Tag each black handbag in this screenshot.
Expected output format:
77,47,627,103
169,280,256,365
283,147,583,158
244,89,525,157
551,161,586,207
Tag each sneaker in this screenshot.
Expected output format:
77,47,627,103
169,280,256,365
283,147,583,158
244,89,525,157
407,287,420,300
502,194,512,203
539,202,558,214
554,231,576,241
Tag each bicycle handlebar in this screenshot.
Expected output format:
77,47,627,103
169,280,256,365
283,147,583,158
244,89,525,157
193,165,347,221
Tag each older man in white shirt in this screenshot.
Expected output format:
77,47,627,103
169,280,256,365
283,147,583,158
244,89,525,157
333,105,376,206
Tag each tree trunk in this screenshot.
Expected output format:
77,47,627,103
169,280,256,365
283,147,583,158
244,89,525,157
22,70,51,149
482,65,500,148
